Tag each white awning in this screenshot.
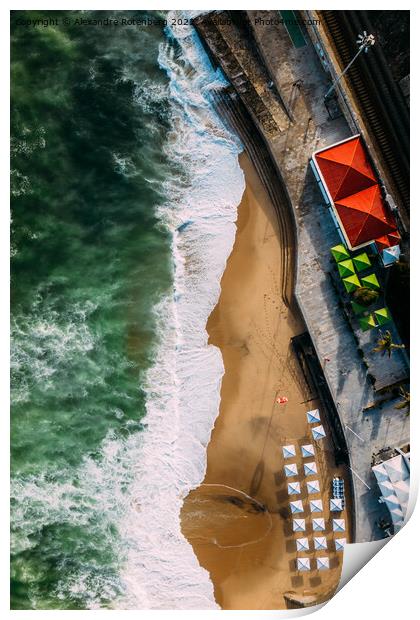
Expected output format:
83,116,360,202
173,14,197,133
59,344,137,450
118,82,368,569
288,482,301,495
296,537,310,552
332,518,346,532
306,409,321,423
317,557,330,570
330,498,344,512
296,557,311,571
301,444,315,458
290,500,304,514
284,463,298,477
312,425,326,440
310,499,323,513
304,462,318,476
372,453,410,533
314,536,327,550
335,538,347,551
307,480,320,494
312,518,325,531
282,445,296,459
292,519,306,532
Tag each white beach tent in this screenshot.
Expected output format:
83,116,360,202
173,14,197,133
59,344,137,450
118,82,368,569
312,518,325,531
330,498,344,512
314,536,327,551
292,519,306,532
290,500,304,514
392,479,410,500
389,507,404,520
317,557,330,570
382,245,401,267
335,538,347,551
385,455,407,482
332,518,346,532
288,482,301,495
296,537,310,552
296,557,311,571
306,480,320,494
284,463,298,477
312,425,326,441
304,462,318,476
282,445,296,459
310,499,323,513
372,453,410,533
301,444,315,458
306,409,321,424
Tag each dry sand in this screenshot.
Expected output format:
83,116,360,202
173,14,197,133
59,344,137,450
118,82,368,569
181,152,350,610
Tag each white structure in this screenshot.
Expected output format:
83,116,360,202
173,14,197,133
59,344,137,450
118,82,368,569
284,463,298,477
312,518,325,531
296,537,310,552
312,425,326,441
296,557,311,571
317,557,330,570
310,499,323,513
382,245,401,267
304,462,318,476
293,519,306,532
290,500,304,514
283,445,296,459
330,498,344,512
332,518,346,532
314,536,328,551
288,482,301,495
301,444,315,458
372,453,410,532
307,409,321,424
307,480,320,494
335,538,347,551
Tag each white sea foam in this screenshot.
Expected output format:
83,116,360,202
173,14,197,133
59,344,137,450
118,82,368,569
11,13,245,609
113,13,245,609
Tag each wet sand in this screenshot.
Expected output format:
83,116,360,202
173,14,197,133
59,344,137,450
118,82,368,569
181,152,350,610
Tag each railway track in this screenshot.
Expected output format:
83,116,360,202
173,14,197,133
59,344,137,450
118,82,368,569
321,10,410,217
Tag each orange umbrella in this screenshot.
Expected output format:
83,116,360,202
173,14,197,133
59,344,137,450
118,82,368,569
334,185,397,248
315,136,376,201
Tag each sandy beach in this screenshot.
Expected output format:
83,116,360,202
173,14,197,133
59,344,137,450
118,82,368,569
181,152,351,610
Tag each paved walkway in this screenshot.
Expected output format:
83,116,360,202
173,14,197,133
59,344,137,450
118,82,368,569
195,10,410,543
248,10,409,541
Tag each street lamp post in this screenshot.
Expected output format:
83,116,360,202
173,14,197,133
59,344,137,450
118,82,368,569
325,31,375,100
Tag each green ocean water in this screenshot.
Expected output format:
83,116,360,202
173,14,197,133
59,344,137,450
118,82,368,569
11,10,174,609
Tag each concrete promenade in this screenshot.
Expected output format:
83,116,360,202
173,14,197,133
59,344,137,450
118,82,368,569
194,10,409,542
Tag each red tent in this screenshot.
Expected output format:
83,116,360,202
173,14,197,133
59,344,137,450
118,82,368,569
315,136,377,201
313,136,399,249
375,230,401,251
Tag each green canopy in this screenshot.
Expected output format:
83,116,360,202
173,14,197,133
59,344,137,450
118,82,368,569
331,244,350,262
338,259,355,278
351,301,366,315
342,274,361,293
374,307,392,326
361,273,380,290
353,252,371,272
359,314,376,331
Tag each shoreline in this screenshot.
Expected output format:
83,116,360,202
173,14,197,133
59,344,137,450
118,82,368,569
181,151,350,610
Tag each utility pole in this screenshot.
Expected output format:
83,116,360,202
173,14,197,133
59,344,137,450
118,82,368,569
325,31,375,100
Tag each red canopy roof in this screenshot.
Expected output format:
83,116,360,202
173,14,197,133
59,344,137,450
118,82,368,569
375,230,401,251
314,136,399,249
